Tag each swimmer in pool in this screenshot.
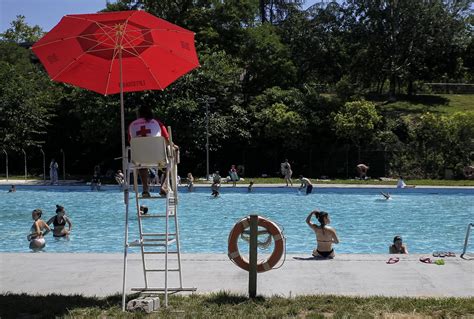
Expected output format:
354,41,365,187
28,209,50,250
46,205,72,238
380,192,391,200
389,235,408,254
306,210,339,258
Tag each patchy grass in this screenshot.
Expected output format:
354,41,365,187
1,292,473,318
196,177,474,187
375,94,474,115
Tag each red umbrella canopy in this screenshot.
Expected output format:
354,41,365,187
32,10,199,95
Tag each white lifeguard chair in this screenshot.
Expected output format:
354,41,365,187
122,129,195,310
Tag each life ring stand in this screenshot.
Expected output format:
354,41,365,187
228,216,284,273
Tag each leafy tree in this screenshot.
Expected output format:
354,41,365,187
333,100,381,160
241,24,297,95
0,15,43,43
344,0,472,98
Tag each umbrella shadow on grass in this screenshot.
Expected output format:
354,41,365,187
0,293,125,319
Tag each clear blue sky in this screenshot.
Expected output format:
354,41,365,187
1,0,321,33
1,0,111,33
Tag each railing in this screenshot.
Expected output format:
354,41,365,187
460,223,473,259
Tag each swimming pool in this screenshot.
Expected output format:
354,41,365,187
0,186,472,254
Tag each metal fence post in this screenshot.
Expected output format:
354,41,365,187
22,149,27,180
60,149,66,180
2,149,8,181
40,148,46,182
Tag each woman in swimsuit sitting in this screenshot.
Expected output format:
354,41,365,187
306,210,339,258
46,205,72,238
28,209,50,250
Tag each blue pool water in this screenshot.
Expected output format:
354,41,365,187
0,186,472,254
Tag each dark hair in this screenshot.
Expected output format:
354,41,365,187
393,236,402,243
140,205,148,214
56,205,64,214
138,105,153,120
32,209,42,217
313,210,329,227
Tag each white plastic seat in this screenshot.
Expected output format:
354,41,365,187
130,136,169,168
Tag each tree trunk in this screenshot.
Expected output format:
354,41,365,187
407,80,413,96
260,0,266,23
389,74,397,101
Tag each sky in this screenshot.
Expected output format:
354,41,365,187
1,0,321,33
0,0,111,33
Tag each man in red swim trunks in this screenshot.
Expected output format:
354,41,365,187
128,105,172,197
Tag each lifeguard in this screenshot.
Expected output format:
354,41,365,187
128,105,171,197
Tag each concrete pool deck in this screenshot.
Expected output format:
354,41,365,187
1,253,473,298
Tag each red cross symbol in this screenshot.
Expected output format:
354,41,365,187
136,125,151,137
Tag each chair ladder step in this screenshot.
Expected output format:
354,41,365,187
131,287,197,292
145,268,181,272
143,251,178,254
142,233,177,236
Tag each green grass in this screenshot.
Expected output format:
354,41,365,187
200,177,474,187
1,292,473,318
2,176,474,186
375,94,474,115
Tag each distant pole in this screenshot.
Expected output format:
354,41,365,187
205,101,210,180
198,96,216,180
248,215,258,298
22,149,27,180
2,149,8,181
60,149,66,180
40,148,46,182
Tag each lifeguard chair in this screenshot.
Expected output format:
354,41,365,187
122,129,195,309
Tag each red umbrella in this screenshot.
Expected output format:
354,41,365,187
32,10,199,95
32,11,199,309
32,10,199,178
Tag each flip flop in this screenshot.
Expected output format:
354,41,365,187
419,257,433,264
446,252,456,257
386,257,399,264
435,259,445,265
432,252,440,257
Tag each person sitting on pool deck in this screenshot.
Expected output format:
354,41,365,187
389,235,408,254
46,205,72,238
299,175,313,194
306,210,339,258
28,209,50,250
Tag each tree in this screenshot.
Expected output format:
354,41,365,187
333,100,381,160
0,15,43,43
344,0,472,98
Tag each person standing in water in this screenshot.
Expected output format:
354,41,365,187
46,205,72,238
28,209,50,251
306,210,339,258
299,175,313,194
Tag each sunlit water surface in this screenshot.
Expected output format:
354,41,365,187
0,186,472,254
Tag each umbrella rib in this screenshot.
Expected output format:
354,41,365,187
131,43,198,66
120,47,164,90
104,46,121,96
49,40,109,81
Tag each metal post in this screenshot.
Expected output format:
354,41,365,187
22,149,27,180
2,149,7,181
60,149,65,180
198,96,216,181
249,215,258,298
205,101,209,181
40,148,45,182
461,223,473,259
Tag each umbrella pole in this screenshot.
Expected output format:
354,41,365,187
119,48,130,312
